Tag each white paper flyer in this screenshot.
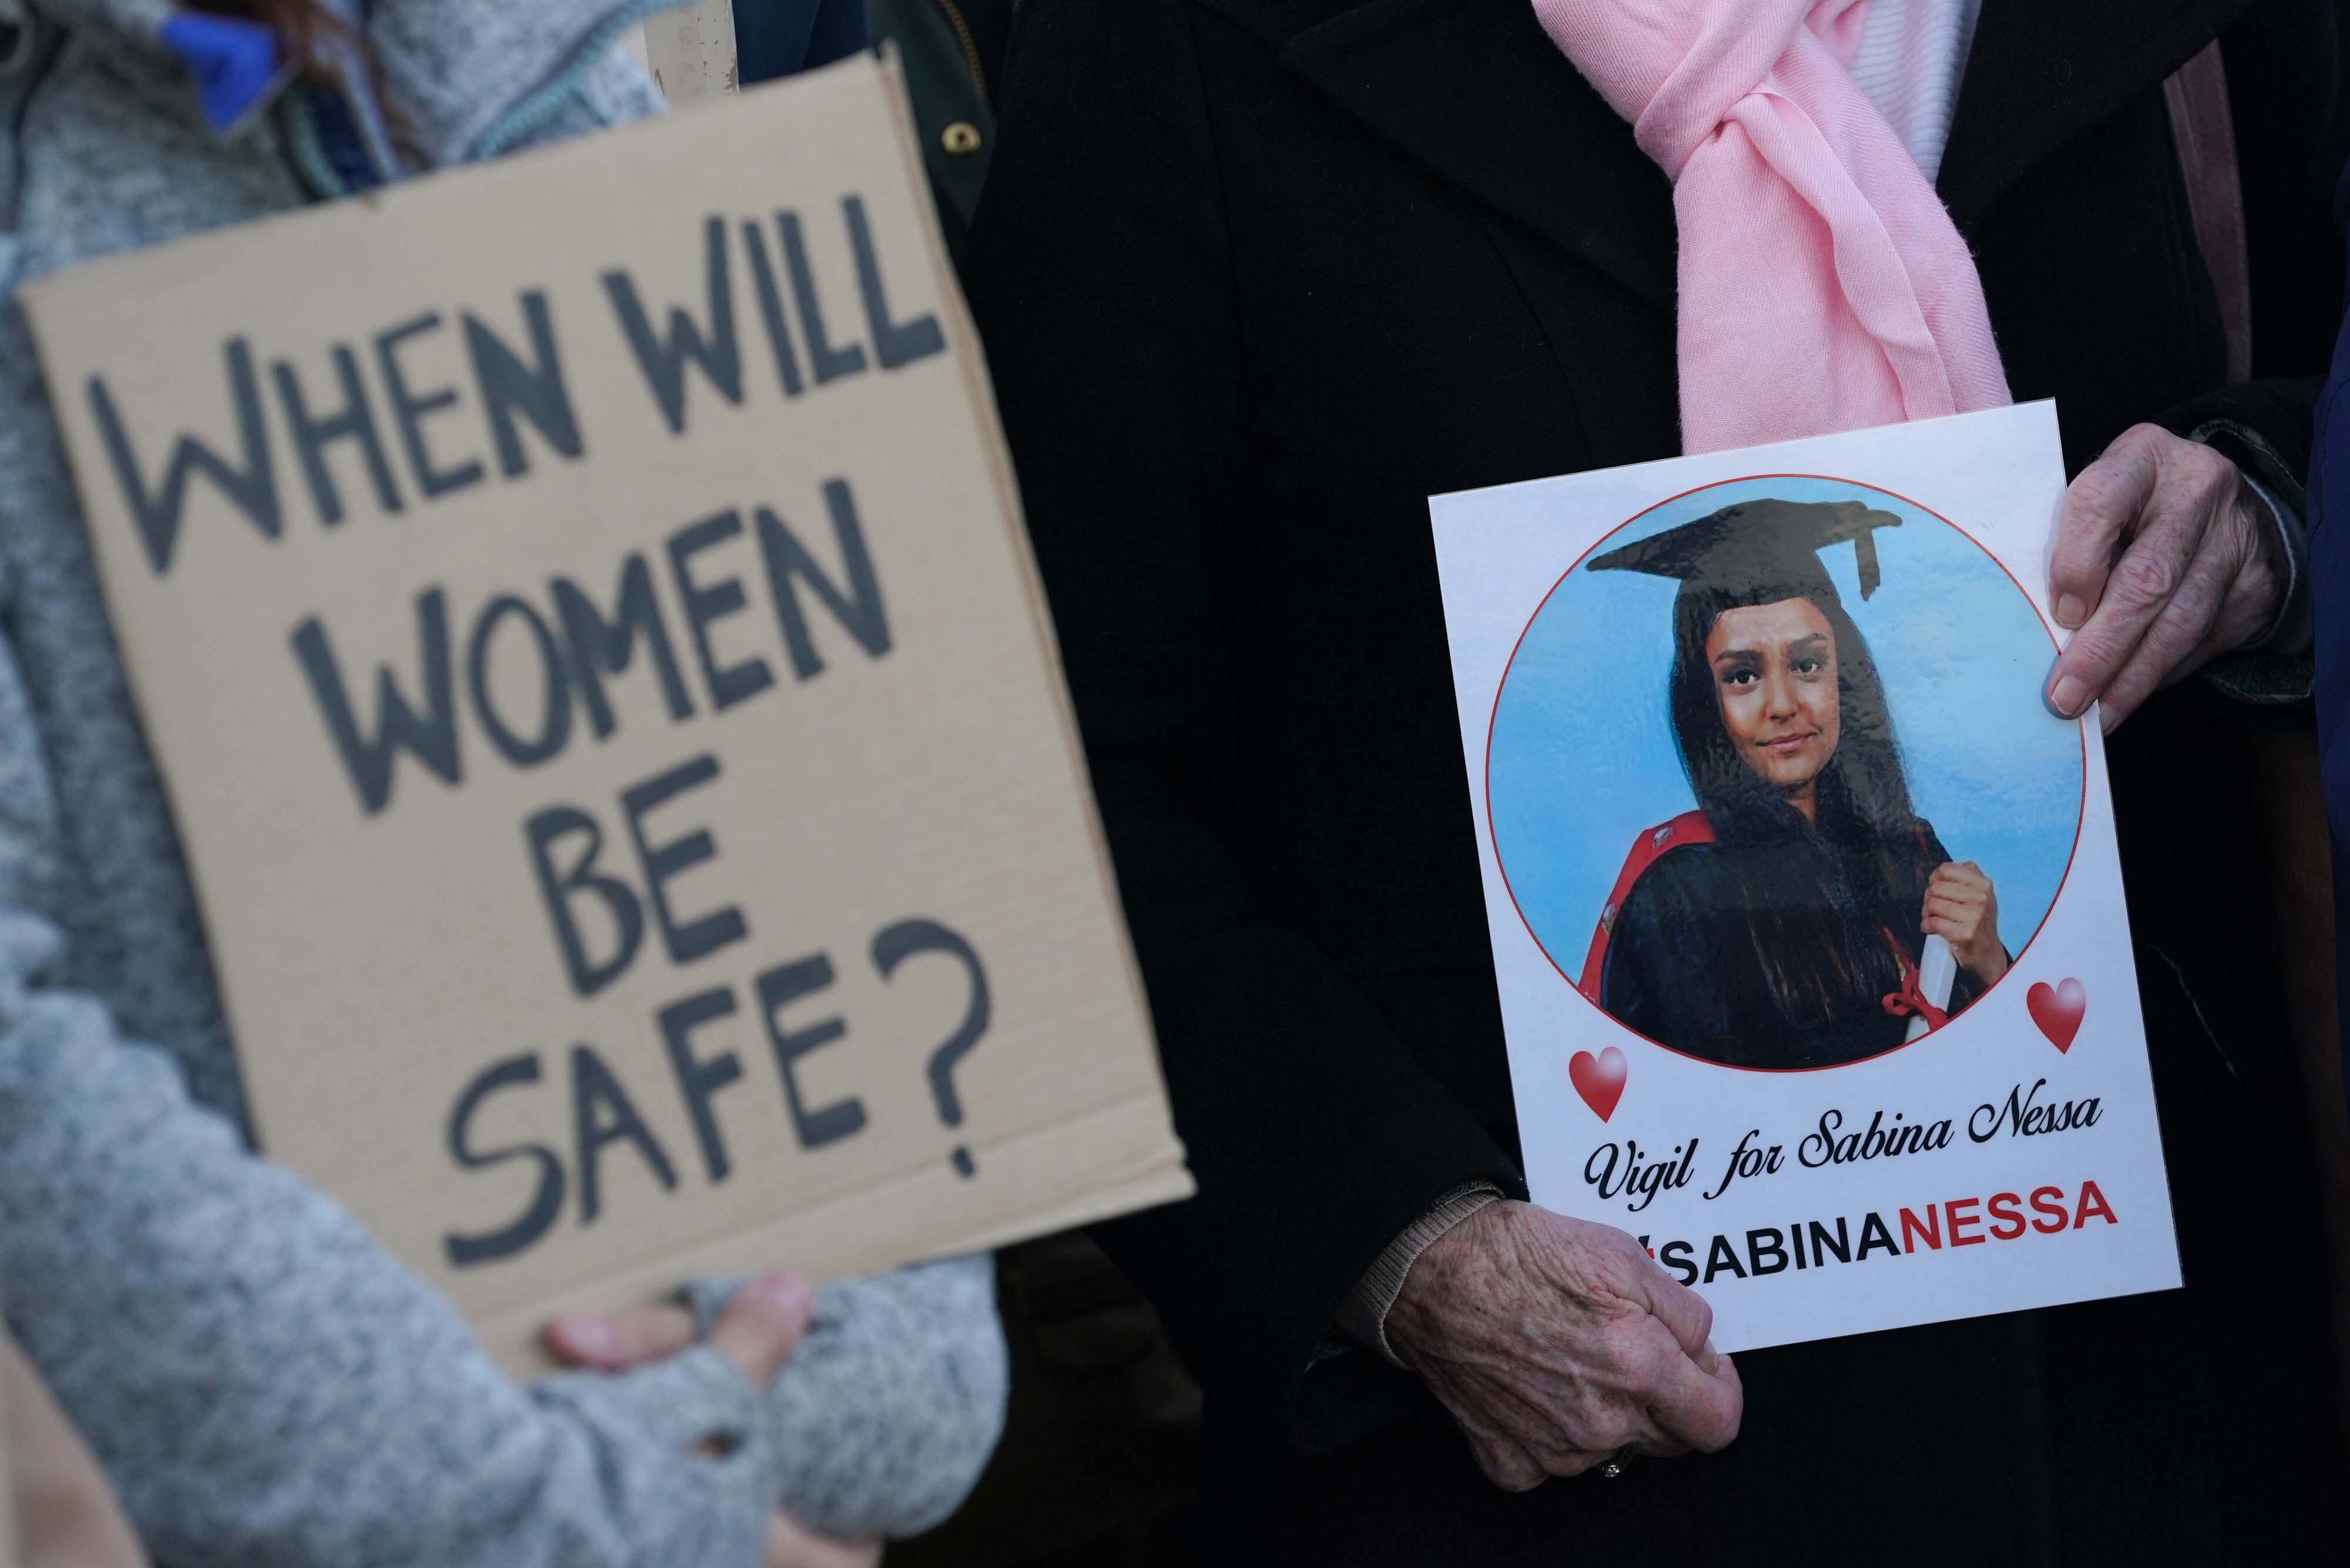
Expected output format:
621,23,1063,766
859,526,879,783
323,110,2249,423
1430,401,2180,1352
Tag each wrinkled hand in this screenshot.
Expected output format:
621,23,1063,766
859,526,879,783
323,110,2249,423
545,1272,879,1568
1385,1201,1743,1490
1923,861,2005,985
2043,424,2284,731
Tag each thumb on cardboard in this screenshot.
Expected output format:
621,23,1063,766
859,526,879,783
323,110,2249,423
709,1270,816,1390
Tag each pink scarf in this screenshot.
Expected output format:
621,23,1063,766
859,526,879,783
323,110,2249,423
1532,0,2010,454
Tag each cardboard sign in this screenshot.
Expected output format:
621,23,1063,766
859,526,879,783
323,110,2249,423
1431,403,2178,1352
20,54,1189,1369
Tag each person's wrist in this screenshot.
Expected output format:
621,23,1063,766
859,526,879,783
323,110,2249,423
2235,472,2314,656
1386,1198,1513,1360
2232,474,2292,648
1340,1183,1503,1363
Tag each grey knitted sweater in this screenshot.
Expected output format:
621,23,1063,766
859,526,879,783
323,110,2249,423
0,1,1006,1564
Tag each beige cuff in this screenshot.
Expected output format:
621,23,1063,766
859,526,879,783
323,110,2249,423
1335,1183,1503,1366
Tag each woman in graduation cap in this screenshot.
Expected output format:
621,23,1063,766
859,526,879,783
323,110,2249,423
1580,498,2007,1069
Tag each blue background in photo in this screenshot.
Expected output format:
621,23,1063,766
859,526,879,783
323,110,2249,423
1486,476,2084,979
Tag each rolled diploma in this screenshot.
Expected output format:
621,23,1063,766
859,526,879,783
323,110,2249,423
1904,934,1959,1042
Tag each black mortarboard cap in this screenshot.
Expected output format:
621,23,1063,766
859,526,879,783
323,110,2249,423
1586,498,1904,600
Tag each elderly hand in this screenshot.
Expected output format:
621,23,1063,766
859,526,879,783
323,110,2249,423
1385,1200,1743,1489
545,1271,882,1568
1923,861,2005,985
2043,423,2285,731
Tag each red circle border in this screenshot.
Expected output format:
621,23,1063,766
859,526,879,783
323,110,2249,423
1479,472,2090,1075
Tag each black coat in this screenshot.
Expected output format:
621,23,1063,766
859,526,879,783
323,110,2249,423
966,0,2350,1560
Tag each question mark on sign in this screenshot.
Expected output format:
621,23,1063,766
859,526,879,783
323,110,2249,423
872,918,991,1178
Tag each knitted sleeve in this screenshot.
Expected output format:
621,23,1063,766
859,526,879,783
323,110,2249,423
0,30,999,1566
0,603,779,1568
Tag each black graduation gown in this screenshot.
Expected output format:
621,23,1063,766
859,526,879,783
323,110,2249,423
1602,820,1986,1069
966,0,2350,1560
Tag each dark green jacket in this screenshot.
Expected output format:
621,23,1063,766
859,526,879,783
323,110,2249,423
871,0,996,262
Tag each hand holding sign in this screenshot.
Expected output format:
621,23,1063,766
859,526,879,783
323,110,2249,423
2042,424,2284,730
1386,1201,1742,1489
545,1267,814,1382
545,1271,882,1567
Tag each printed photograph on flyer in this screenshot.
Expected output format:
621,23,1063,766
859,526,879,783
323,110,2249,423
1431,404,2180,1353
1489,473,2084,1072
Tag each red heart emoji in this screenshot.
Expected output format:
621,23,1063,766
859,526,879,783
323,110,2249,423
1570,1046,1628,1122
2027,978,2087,1052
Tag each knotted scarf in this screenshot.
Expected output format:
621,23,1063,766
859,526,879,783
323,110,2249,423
1531,0,2010,453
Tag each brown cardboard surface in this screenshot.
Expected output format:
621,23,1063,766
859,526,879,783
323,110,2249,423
20,53,1188,1372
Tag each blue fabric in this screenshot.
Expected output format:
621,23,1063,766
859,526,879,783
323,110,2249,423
2307,152,2350,1098
157,11,280,130
308,85,386,190
734,0,868,86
